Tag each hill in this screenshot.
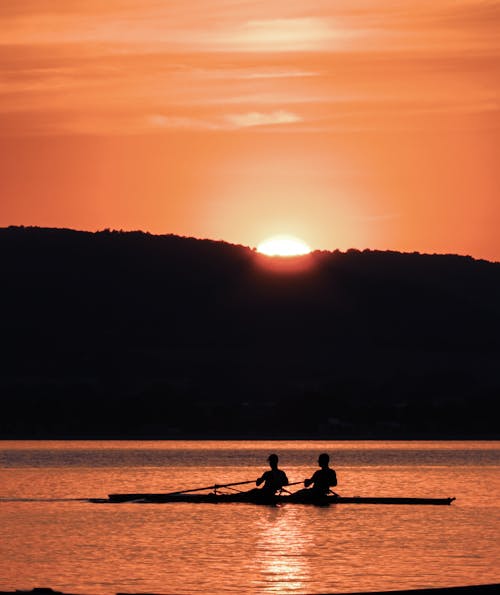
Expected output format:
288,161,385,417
0,226,498,438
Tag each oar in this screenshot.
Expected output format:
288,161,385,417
164,480,256,496
279,481,303,494
227,480,305,495
164,479,305,497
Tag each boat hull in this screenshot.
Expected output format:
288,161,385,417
95,493,456,505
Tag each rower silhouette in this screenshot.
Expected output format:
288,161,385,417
246,454,289,497
292,453,337,500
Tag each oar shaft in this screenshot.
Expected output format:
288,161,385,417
215,480,257,490
166,479,303,496
167,479,256,496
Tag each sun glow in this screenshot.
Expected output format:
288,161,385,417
257,235,311,256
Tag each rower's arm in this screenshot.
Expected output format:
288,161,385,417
305,469,320,487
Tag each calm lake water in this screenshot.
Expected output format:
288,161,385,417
1,440,499,595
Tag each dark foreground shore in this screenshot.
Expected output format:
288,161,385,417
3,585,499,595
316,586,500,595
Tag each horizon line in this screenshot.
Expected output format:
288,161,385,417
1,224,496,264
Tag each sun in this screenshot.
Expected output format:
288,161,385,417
257,235,311,257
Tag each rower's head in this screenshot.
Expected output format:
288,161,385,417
318,453,330,468
268,454,279,469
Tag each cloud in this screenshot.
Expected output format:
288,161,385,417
147,114,218,130
1,1,498,138
211,70,319,81
50,110,303,135
211,17,341,51
148,110,302,131
2,1,500,56
224,110,301,128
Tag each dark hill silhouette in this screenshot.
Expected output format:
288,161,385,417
1,226,498,439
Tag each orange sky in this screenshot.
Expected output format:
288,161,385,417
1,0,499,260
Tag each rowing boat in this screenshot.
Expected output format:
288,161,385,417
93,493,456,505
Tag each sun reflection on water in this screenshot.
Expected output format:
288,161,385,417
253,507,312,593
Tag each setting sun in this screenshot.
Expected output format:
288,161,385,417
257,235,311,256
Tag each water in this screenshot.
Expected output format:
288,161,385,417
0,440,499,595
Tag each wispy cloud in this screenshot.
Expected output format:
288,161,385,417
2,0,500,55
224,110,301,128
26,109,305,135
149,110,302,131
147,114,219,131
0,0,498,137
211,70,319,81
206,17,355,52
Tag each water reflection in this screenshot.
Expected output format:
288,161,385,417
254,507,311,593
1,441,499,594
